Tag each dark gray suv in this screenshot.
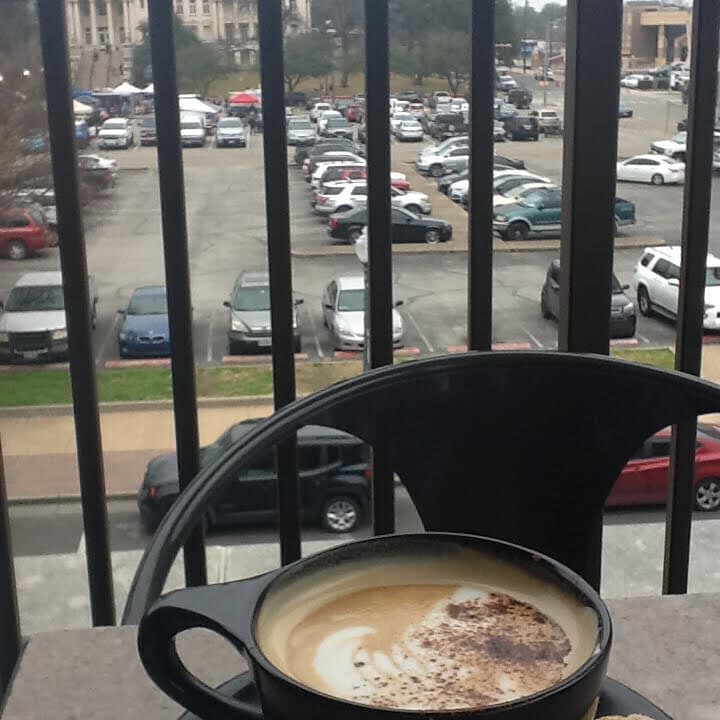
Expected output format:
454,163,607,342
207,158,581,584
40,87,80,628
540,260,636,338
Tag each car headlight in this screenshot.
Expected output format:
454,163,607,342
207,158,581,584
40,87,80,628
495,215,508,222
118,331,132,341
335,318,353,335
622,303,635,315
52,329,68,340
231,318,248,332
0,332,8,343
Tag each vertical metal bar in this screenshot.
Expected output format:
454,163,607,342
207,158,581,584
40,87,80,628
558,0,623,589
664,0,720,595
257,0,301,565
467,0,495,351
0,438,21,695
365,0,394,535
147,0,206,587
36,0,116,625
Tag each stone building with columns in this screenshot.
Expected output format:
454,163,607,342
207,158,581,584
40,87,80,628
66,0,312,86
621,2,691,69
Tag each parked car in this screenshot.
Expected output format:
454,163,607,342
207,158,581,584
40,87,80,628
224,270,302,354
0,206,55,260
390,112,414,134
451,170,549,204
540,260,636,338
416,145,470,177
494,153,526,170
139,115,157,145
428,90,451,108
315,166,411,191
345,104,362,122
305,150,364,179
633,246,720,330
502,115,540,141
494,100,518,120
74,119,90,148
618,103,634,119
98,118,133,149
493,121,507,142
534,67,555,81
312,161,366,188
494,192,635,241
409,102,425,119
396,90,422,103
215,117,247,147
621,73,653,89
650,132,687,161
436,155,526,194
493,181,557,208
286,117,316,145
294,138,363,166
508,87,533,109
317,110,343,134
616,154,685,185
179,114,205,147
117,286,170,358
138,420,371,532
611,424,720,511
314,181,431,216
0,271,96,362
497,74,518,91
322,275,404,350
321,116,354,140
78,154,117,189
327,207,452,244
530,109,561,135
396,120,424,142
310,102,332,122
429,113,468,140
14,188,58,230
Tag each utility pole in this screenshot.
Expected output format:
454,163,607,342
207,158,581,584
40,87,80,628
543,20,550,106
522,0,528,73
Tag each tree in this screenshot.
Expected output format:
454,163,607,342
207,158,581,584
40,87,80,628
283,32,334,93
132,15,226,95
495,0,519,65
0,2,51,206
424,31,470,95
312,0,364,87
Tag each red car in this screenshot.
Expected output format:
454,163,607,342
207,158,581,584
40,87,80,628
346,104,362,122
0,207,54,260
610,424,720,511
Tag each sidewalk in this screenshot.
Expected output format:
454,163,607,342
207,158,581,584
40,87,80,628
3,346,720,503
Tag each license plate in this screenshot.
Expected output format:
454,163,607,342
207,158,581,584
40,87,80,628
257,338,272,347
22,351,40,359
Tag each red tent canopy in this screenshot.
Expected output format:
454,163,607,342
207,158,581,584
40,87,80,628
229,92,260,105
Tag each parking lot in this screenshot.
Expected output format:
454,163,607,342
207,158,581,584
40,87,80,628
0,75,716,368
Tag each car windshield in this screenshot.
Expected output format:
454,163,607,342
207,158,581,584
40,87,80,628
204,423,250,461
706,268,720,287
181,121,202,129
142,117,155,128
127,292,168,315
289,120,312,129
401,122,421,129
611,275,623,293
5,285,64,312
327,118,349,127
673,132,687,143
338,289,365,312
234,286,270,311
520,189,549,204
103,120,126,129
219,118,242,128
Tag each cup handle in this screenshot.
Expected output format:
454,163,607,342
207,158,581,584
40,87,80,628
138,575,271,720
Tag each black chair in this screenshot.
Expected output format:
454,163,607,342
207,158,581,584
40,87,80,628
124,351,720,624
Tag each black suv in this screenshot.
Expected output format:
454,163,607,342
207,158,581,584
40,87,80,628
507,87,533,109
502,115,540,141
430,113,468,140
138,421,370,533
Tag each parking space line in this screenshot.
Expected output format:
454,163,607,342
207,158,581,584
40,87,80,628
206,309,217,364
637,334,651,344
523,328,544,348
404,309,434,353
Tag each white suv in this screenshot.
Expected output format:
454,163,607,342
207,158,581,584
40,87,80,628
633,246,720,330
313,181,431,215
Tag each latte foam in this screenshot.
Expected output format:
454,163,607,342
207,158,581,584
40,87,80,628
256,548,599,711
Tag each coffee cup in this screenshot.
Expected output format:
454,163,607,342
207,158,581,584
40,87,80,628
138,533,611,720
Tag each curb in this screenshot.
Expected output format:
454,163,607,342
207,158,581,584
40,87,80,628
9,490,138,506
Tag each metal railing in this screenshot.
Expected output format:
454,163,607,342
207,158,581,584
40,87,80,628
1,0,719,698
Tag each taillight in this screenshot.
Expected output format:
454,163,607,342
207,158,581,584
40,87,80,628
148,486,158,498
330,217,339,230
364,468,372,480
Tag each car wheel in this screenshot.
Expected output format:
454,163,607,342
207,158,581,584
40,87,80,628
6,239,28,260
541,295,552,319
695,478,720,511
637,286,652,317
348,226,363,242
507,131,514,141
405,204,422,214
425,229,441,244
651,173,664,186
504,221,529,242
322,496,360,533
429,164,444,177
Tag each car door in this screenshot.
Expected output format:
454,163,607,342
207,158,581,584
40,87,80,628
650,258,679,313
391,208,414,243
619,158,644,182
532,192,562,235
630,437,673,503
445,147,469,172
212,449,277,523
639,157,663,182
350,184,368,208
611,440,653,505
297,443,345,518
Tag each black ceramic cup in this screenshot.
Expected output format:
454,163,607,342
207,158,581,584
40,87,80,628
138,533,612,720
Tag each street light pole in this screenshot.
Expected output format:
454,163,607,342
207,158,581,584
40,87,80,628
522,0,528,74
543,20,550,106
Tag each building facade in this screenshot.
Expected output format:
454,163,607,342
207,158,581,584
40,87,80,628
621,2,691,68
66,0,311,83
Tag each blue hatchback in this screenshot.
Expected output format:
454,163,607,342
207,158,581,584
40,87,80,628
118,286,170,358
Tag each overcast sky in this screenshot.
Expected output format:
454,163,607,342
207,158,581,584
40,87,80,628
513,0,566,9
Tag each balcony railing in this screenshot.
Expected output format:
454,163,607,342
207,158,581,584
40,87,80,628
1,0,719,699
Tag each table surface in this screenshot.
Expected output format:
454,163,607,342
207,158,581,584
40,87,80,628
3,594,719,720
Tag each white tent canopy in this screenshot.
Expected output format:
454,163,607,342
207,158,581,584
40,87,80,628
178,96,219,115
113,80,143,94
73,99,93,116
143,83,154,94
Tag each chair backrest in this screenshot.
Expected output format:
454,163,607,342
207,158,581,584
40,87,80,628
124,352,720,623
